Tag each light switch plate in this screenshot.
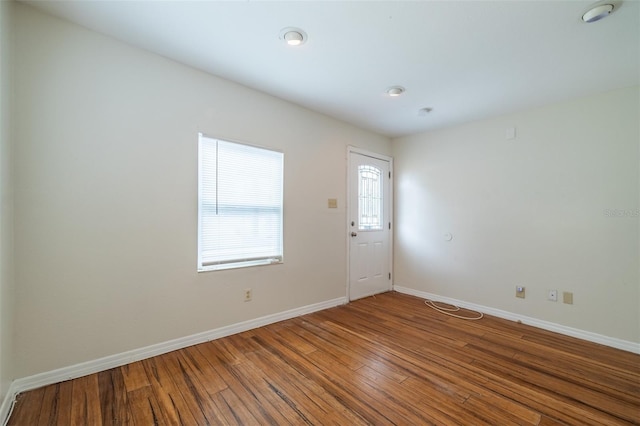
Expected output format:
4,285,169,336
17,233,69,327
563,292,573,304
506,127,516,140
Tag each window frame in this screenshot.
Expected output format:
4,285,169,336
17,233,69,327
197,133,284,272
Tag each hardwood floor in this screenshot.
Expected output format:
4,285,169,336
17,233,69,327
8,292,640,425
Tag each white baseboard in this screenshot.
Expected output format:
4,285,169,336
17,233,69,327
393,285,640,354
0,382,18,426
1,296,347,426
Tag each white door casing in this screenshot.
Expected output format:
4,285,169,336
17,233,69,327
348,148,392,301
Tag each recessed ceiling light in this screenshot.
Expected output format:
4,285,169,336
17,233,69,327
279,27,307,46
386,86,405,97
582,2,616,23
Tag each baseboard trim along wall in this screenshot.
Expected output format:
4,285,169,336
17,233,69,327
0,296,347,426
393,285,640,355
0,383,17,426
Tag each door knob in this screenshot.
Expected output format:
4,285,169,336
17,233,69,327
351,232,357,237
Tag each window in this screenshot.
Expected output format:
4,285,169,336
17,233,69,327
198,134,284,271
358,165,383,230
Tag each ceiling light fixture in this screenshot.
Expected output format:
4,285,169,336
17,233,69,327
386,86,405,97
581,2,617,23
279,27,307,46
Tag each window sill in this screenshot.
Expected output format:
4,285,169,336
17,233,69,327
198,258,283,272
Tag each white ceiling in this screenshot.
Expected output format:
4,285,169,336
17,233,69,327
22,0,640,138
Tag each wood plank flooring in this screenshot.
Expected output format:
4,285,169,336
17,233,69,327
8,292,640,425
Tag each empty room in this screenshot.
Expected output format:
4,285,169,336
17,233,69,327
0,0,638,424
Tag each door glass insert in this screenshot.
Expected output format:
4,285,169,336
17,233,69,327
358,165,383,230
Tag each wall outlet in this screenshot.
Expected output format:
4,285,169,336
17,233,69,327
516,286,525,298
547,289,557,302
244,288,252,302
563,292,573,304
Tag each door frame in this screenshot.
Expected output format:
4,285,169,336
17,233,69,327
346,146,394,301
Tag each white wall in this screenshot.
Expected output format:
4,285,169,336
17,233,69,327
0,0,15,402
393,86,639,343
12,3,390,378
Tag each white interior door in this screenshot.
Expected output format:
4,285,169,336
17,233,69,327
348,150,392,301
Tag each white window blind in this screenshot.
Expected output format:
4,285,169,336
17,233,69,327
198,134,284,271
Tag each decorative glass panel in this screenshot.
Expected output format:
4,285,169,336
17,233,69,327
358,165,383,230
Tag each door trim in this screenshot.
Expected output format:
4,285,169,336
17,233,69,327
346,146,394,301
